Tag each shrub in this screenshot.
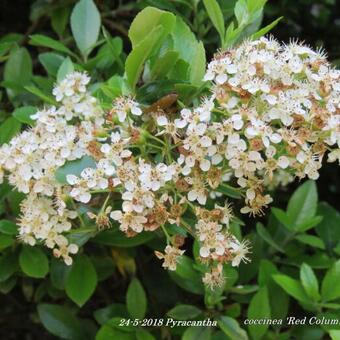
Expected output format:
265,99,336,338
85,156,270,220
0,1,339,339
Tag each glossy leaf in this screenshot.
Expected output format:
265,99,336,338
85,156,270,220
125,26,165,89
0,252,17,282
128,7,175,48
13,106,37,125
189,41,206,85
30,34,74,55
182,327,212,340
38,304,84,340
321,260,340,302
300,263,320,301
287,180,317,228
316,202,340,250
136,329,156,340
168,256,204,295
93,229,154,247
19,246,49,278
38,52,65,76
65,255,98,306
295,234,325,250
167,304,202,320
55,156,97,184
251,16,283,40
0,219,18,235
4,47,32,97
126,278,147,319
273,274,310,304
71,0,101,58
256,223,284,253
203,0,225,45
57,57,74,82
218,316,248,340
247,286,271,340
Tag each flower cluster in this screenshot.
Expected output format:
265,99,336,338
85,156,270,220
17,193,79,265
0,72,104,263
0,37,338,289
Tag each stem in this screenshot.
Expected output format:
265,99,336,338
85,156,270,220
180,219,195,237
142,129,166,146
100,193,111,214
68,227,96,234
71,199,85,227
160,224,171,244
89,189,111,194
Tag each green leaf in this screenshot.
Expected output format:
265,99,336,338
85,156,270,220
0,117,21,144
203,0,225,45
25,85,57,105
65,254,97,307
150,51,179,80
287,180,317,228
50,257,71,290
224,22,237,48
128,7,175,48
19,246,49,278
0,42,12,59
189,41,206,85
0,275,17,294
92,37,122,70
96,320,135,340
182,327,212,340
330,330,340,340
0,234,14,250
273,274,310,304
218,316,248,340
39,52,65,76
38,304,84,340
300,263,320,302
295,234,325,250
71,0,101,58
0,252,17,282
316,202,340,250
136,329,156,340
94,304,129,325
0,220,18,235
169,17,206,86
256,222,284,253
247,286,271,340
258,260,278,286
4,47,32,97
125,25,165,89
30,34,74,55
55,155,97,184
296,215,323,232
126,278,147,319
13,106,37,125
57,57,75,82
216,183,242,199
321,260,340,302
228,284,259,295
251,16,283,40
224,264,239,289
234,0,249,26
168,255,204,295
298,252,332,269
93,229,154,247
167,304,202,320
51,6,70,37
271,207,292,230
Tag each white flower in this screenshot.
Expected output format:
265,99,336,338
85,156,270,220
112,97,142,122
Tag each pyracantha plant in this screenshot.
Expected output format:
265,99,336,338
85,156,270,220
0,37,339,289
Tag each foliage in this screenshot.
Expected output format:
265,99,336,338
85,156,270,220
0,1,339,340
